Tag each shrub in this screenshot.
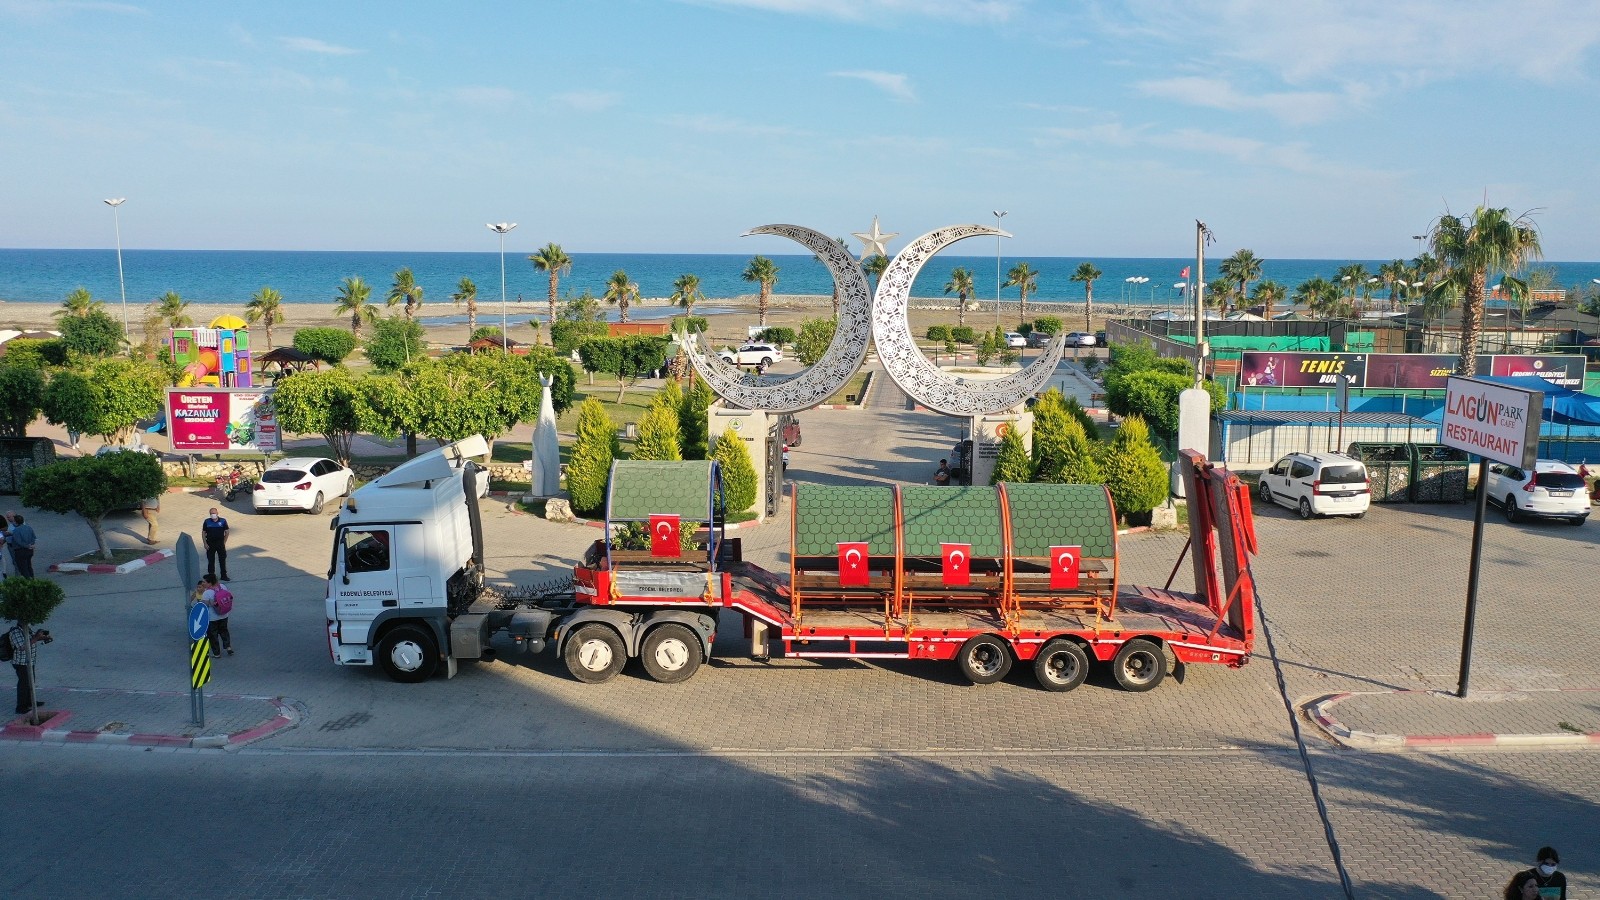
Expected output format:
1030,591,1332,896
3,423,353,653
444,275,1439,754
713,430,759,513
0,577,64,628
679,376,713,460
1064,395,1098,437
365,317,425,373
1032,316,1063,336
756,326,796,346
633,404,683,461
1115,370,1225,437
551,320,609,356
950,326,976,344
59,309,124,356
794,318,837,366
926,325,952,342
990,427,1034,484
566,399,617,514
1098,414,1169,518
673,315,710,335
294,327,358,365
523,346,578,413
1032,391,1102,484
0,365,46,437
1,338,66,369
975,332,995,365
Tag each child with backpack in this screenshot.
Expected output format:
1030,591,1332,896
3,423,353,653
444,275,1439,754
201,574,234,657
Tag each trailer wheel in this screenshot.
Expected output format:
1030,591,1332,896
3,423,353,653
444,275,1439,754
563,624,626,684
1033,640,1090,692
377,625,438,683
1111,639,1167,692
640,624,703,684
956,634,1012,685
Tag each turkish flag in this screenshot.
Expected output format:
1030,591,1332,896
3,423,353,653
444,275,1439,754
941,542,971,587
1180,266,1191,279
649,514,681,558
837,542,870,587
1049,545,1081,590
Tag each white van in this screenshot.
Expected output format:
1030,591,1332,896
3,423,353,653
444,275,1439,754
1258,451,1371,519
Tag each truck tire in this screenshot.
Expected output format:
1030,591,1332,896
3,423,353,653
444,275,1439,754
640,624,703,684
1033,639,1090,692
1111,639,1167,692
563,623,626,684
378,625,438,683
956,634,1012,685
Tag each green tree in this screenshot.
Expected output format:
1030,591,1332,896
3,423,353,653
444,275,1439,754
523,345,578,413
1063,395,1097,436
577,335,671,401
153,291,192,328
58,308,125,356
794,317,836,366
1219,249,1263,314
755,326,796,346
0,364,47,436
1295,276,1345,318
1031,389,1102,484
944,267,975,329
42,357,165,444
333,275,379,336
863,254,888,294
293,327,359,365
1429,205,1543,375
365,353,546,459
975,330,995,365
670,273,705,316
713,430,758,513
653,376,684,413
633,404,683,461
244,286,285,349
1005,262,1038,330
1335,262,1373,314
1069,261,1102,331
567,398,617,514
741,255,780,327
603,269,639,324
989,426,1034,484
1031,316,1064,336
0,576,64,723
365,317,425,373
1098,414,1169,520
1118,370,1224,437
272,368,370,464
451,277,479,336
530,243,573,333
55,287,102,320
679,376,713,460
0,339,65,370
386,267,424,320
1205,277,1236,315
20,450,166,559
1250,280,1287,321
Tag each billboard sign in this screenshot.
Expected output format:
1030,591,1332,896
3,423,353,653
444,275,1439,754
1487,354,1584,389
1238,352,1365,388
1441,376,1541,468
1241,352,1585,391
166,388,281,453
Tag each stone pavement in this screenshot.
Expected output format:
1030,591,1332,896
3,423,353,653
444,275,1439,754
1,686,297,748
1310,688,1600,748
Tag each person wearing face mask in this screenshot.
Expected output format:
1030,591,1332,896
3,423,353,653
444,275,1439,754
1513,847,1566,900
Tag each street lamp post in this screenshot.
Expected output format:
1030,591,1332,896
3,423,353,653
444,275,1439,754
992,210,1006,330
103,198,128,336
487,222,517,355
1412,234,1426,257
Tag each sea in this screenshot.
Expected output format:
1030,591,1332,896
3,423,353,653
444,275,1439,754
2,249,1596,322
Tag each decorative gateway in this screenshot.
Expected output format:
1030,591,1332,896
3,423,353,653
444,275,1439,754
681,223,1066,416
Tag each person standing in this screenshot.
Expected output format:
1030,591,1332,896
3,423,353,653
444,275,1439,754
0,515,11,580
201,507,230,581
6,514,36,579
1514,847,1566,900
7,619,50,717
201,574,233,657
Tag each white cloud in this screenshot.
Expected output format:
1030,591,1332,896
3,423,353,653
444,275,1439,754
1039,118,1394,182
278,36,362,56
681,0,1020,24
830,70,916,101
1135,76,1349,126
553,90,620,111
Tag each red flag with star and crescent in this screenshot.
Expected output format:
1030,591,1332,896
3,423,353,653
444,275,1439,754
1049,545,1081,590
837,542,870,587
649,514,681,558
1180,266,1191,280
941,542,971,587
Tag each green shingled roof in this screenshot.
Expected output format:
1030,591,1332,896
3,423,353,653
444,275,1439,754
1001,482,1116,558
900,486,1004,558
608,460,716,522
793,484,897,556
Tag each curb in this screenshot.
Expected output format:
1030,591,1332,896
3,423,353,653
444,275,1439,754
0,689,302,750
50,548,174,575
1306,690,1600,750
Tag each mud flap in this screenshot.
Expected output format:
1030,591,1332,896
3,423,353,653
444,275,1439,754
1172,659,1187,684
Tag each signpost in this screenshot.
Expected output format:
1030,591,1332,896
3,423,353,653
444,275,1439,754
1440,376,1543,698
178,533,209,726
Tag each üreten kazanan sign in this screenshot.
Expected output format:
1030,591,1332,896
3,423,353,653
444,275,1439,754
1441,376,1542,468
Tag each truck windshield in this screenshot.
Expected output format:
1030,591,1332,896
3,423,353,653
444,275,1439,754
1320,465,1366,485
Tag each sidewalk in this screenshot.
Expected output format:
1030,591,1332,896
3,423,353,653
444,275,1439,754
0,686,300,750
1308,688,1600,749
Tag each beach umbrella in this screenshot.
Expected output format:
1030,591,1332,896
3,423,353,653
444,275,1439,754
209,314,249,329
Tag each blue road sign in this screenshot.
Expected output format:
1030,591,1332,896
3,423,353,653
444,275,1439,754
188,601,211,642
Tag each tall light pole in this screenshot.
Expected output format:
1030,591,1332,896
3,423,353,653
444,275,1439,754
992,210,1006,330
487,222,516,355
1411,234,1426,257
104,198,128,336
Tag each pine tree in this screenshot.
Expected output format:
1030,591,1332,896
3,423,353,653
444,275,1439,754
653,377,683,413
1098,414,1169,519
1063,395,1098,437
990,427,1034,484
566,398,617,514
1030,389,1073,482
633,404,683,461
679,376,713,460
713,430,758,513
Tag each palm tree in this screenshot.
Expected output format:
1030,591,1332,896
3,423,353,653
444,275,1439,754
1250,280,1286,322
451,277,479,336
153,291,192,328
245,286,284,349
1430,206,1543,375
604,269,639,324
1069,262,1102,331
863,254,889,296
1335,263,1372,315
333,276,378,335
55,287,102,319
1205,277,1236,315
670,273,704,316
529,243,573,332
387,267,424,320
944,267,975,329
741,255,779,327
1004,262,1038,330
1219,250,1263,314
1295,276,1343,318
1377,259,1409,309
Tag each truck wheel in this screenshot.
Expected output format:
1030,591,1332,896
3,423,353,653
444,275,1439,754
1111,639,1167,692
378,625,438,683
956,634,1012,685
1033,640,1090,692
563,624,626,684
640,624,703,684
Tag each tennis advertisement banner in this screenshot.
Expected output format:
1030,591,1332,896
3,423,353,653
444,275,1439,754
1239,353,1583,390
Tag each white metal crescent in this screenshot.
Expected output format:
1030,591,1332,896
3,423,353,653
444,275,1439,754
872,224,1066,416
682,225,872,413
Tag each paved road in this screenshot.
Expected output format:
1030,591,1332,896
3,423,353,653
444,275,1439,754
2,397,1597,898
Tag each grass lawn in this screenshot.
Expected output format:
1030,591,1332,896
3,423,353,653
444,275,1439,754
825,371,869,405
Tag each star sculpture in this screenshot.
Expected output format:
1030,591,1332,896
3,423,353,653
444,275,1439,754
852,216,897,259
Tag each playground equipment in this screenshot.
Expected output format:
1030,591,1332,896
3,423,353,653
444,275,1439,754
172,317,253,388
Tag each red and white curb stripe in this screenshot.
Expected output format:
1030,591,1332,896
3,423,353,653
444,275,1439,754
0,689,301,750
50,548,174,575
1308,690,1600,749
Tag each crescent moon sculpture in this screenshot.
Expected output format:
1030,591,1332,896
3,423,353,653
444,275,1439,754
872,224,1066,416
682,224,872,413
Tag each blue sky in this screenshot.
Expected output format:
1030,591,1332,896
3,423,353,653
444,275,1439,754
3,0,1599,259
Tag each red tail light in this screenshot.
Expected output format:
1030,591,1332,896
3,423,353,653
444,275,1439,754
1523,481,1536,492
1312,479,1321,493
254,483,265,491
294,481,312,491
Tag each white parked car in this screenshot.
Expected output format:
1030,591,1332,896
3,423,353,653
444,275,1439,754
718,343,782,367
253,457,355,514
1064,331,1097,347
1483,459,1589,525
1003,332,1026,349
1257,451,1371,519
